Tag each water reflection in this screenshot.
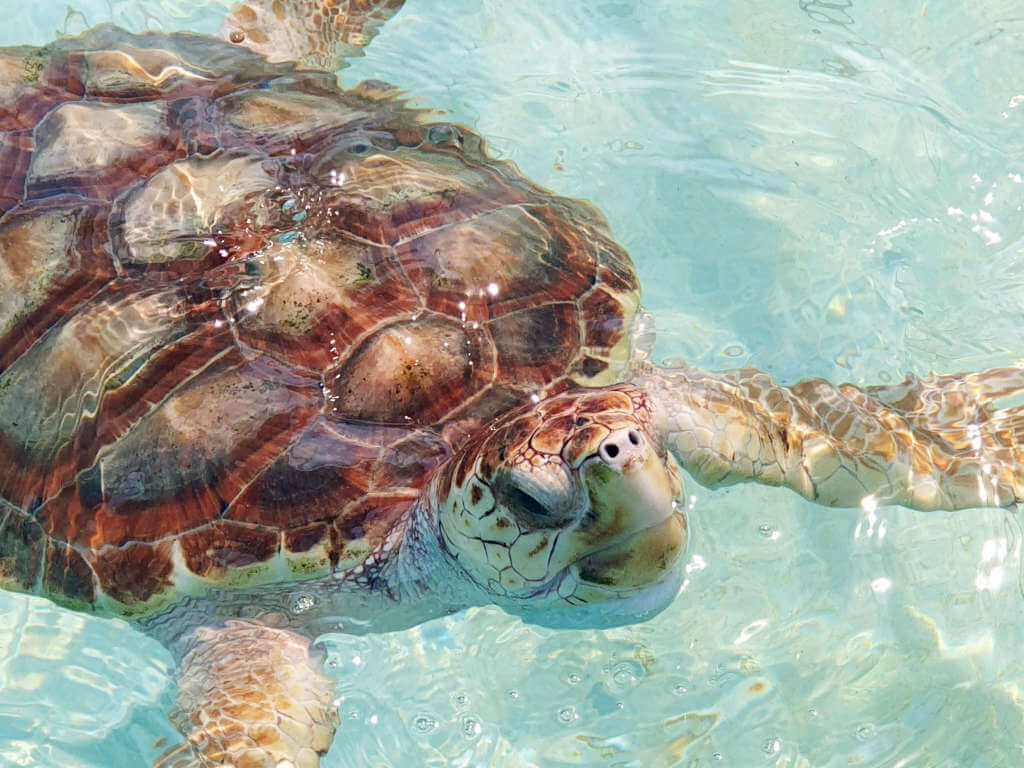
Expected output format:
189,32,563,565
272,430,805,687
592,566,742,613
3,0,1024,766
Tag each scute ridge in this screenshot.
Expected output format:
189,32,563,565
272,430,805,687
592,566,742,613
0,197,116,368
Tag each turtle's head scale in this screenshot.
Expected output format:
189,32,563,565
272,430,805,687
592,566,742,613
433,385,687,627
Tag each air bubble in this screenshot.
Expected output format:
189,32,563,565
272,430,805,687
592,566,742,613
557,706,578,723
291,594,316,614
856,723,876,740
672,681,690,695
762,737,780,755
722,344,746,358
608,660,642,691
411,715,437,735
567,673,582,685
461,716,482,739
757,524,773,537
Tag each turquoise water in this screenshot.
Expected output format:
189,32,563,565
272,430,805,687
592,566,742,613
3,0,1024,765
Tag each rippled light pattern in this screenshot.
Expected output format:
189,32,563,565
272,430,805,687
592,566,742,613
2,0,1024,767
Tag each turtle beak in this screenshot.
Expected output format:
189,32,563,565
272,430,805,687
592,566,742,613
591,427,676,526
565,427,686,592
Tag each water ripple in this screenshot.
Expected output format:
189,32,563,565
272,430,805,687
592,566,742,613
3,0,1024,766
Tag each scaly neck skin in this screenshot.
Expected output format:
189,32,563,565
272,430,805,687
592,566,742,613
289,481,486,636
377,481,482,611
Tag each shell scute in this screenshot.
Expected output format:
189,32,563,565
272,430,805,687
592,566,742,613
69,41,257,101
0,131,33,215
309,146,533,245
112,151,280,269
90,541,174,606
0,503,45,595
0,76,74,133
40,24,293,100
580,287,631,350
488,302,582,386
42,540,97,607
284,522,329,555
329,492,414,571
75,45,207,98
0,49,30,106
0,282,210,509
369,431,450,491
179,522,280,580
27,100,178,199
216,87,367,153
168,95,221,157
596,249,641,296
327,317,496,425
572,355,612,383
0,199,115,367
230,234,419,372
36,351,321,550
392,203,596,322
226,417,381,530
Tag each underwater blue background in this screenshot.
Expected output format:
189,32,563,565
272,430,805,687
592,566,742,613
3,0,1024,765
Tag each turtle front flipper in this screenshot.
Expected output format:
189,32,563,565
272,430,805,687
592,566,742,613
154,621,336,768
635,362,1024,510
220,0,406,71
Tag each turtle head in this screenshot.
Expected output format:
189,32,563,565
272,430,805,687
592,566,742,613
433,386,687,628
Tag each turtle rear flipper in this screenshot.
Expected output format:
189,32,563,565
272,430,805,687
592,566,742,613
154,621,336,768
220,0,406,71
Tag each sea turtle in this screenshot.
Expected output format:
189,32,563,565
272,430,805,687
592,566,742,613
2,1,1024,766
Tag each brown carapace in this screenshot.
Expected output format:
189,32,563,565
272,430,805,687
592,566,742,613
0,24,640,617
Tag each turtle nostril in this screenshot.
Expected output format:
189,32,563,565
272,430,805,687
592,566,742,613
597,427,647,470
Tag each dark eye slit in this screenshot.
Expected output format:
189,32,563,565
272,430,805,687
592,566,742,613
504,486,549,519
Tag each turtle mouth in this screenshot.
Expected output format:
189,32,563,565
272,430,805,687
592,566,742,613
568,443,685,593
573,511,687,591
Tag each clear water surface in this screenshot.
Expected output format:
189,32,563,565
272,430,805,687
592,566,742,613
3,0,1024,765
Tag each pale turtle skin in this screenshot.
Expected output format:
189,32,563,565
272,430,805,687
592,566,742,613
2,2,1024,766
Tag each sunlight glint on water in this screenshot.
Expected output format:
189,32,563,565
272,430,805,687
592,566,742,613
3,1,1024,765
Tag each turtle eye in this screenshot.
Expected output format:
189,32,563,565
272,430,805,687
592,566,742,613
503,485,549,519
493,468,576,529
496,482,566,529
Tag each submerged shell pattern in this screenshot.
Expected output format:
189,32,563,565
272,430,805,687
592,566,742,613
0,25,640,616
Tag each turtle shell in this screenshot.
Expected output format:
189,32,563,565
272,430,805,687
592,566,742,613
0,25,640,617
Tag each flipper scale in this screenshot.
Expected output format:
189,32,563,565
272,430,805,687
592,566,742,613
639,362,1024,510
